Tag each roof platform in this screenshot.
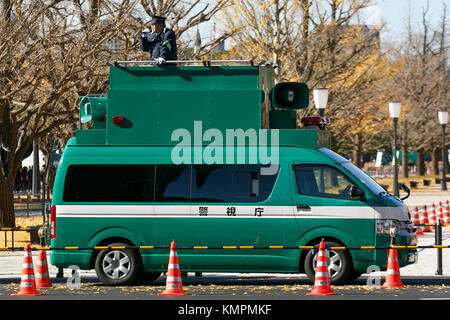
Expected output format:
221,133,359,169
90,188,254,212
75,60,330,150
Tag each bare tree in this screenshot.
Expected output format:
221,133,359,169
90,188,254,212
222,0,386,165
0,0,238,227
388,2,449,176
0,0,138,226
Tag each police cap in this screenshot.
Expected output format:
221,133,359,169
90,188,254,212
150,15,166,25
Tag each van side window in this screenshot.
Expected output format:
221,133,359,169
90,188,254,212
63,165,155,202
154,165,191,202
191,164,279,203
294,164,357,200
192,165,230,202
63,164,278,203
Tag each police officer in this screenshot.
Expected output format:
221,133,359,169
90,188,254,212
140,15,177,65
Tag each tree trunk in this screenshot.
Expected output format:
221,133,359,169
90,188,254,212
444,145,450,173
402,148,409,178
432,147,440,176
352,133,362,168
0,178,15,227
417,148,425,176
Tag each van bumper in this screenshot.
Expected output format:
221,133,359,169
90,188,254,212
50,250,91,270
374,234,417,270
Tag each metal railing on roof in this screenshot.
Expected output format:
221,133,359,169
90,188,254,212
108,59,260,67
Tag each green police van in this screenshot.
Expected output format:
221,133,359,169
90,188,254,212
50,61,417,285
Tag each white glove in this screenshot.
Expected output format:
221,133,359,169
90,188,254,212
155,57,166,65
141,28,150,38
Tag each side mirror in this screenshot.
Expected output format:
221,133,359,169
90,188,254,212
400,183,410,200
351,186,366,201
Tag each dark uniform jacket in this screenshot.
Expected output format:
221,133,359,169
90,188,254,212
140,28,178,61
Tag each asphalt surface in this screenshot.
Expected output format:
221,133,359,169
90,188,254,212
0,274,449,300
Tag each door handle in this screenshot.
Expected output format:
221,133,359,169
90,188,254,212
296,204,311,211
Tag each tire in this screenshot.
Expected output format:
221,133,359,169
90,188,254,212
304,241,353,285
95,243,142,286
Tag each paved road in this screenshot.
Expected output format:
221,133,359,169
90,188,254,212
0,274,449,300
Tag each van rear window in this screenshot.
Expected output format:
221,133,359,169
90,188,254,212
63,165,155,202
63,164,279,203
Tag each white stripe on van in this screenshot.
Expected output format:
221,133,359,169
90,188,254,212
55,205,409,221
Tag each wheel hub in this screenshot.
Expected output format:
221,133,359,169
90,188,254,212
102,250,131,280
312,250,342,278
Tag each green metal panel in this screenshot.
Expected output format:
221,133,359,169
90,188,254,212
269,110,297,129
109,66,261,91
106,90,261,146
75,130,106,145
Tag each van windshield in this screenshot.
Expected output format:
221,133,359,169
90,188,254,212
318,148,387,196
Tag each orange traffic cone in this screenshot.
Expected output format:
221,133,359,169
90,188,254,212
307,239,337,296
437,202,444,221
412,206,423,236
412,206,420,225
444,201,450,225
420,205,431,232
35,250,52,289
381,248,405,289
429,203,437,231
11,244,45,296
158,241,190,296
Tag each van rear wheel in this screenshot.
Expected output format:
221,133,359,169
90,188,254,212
304,241,352,285
95,243,141,286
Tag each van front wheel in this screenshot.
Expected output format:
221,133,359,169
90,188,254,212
304,241,352,285
95,243,141,286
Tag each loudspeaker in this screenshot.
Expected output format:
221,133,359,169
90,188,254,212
80,97,107,124
269,82,309,110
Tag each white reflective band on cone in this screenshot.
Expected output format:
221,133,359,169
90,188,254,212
22,263,33,269
21,274,34,281
168,264,179,269
167,276,182,283
315,272,330,278
387,270,399,275
21,282,33,288
314,280,329,286
167,283,180,289
35,272,48,279
316,261,328,267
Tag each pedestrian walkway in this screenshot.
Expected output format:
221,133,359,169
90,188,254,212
404,191,450,208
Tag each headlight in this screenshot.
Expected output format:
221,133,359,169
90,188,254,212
376,219,399,235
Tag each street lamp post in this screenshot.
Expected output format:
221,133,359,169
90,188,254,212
313,88,328,117
389,102,401,197
438,111,448,191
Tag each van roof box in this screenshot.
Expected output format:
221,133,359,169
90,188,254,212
75,61,330,149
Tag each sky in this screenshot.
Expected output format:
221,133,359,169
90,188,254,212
364,0,449,42
196,0,449,49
